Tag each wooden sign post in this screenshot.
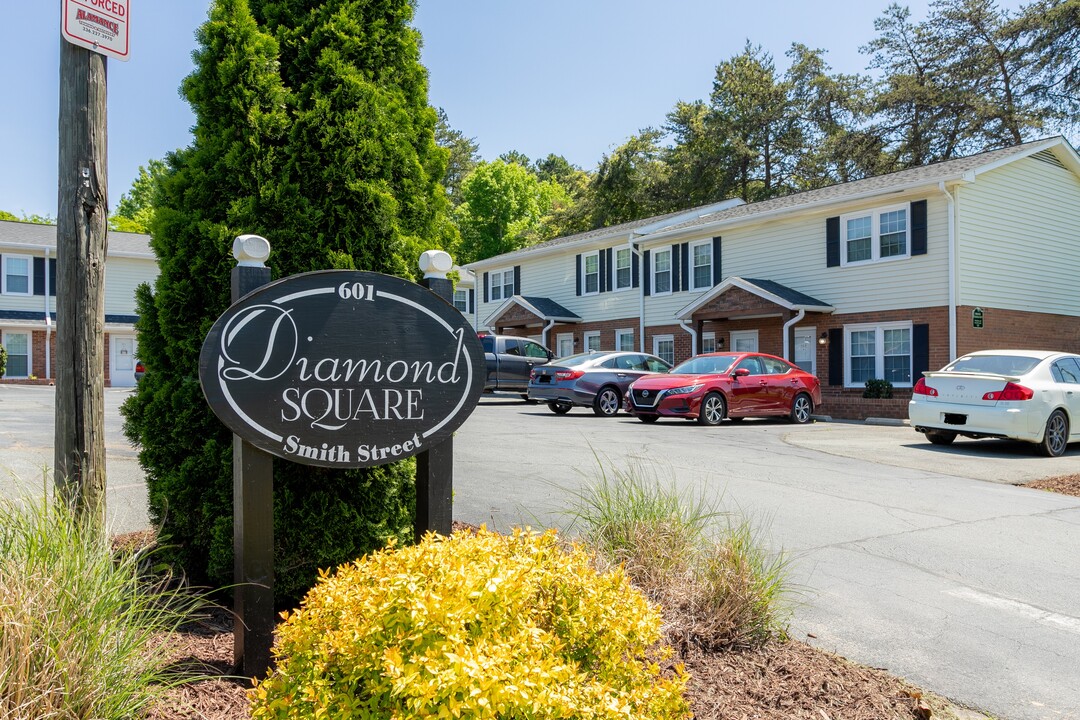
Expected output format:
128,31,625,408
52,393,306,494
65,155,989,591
200,243,484,677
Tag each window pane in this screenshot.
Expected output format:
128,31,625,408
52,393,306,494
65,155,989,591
692,244,711,287
656,339,674,365
616,249,631,289
585,334,601,351
616,331,634,351
879,209,907,257
453,290,468,312
846,216,871,262
850,330,875,383
3,334,29,377
701,335,716,353
850,330,875,357
884,356,911,383
883,328,910,356
5,257,29,293
654,250,672,293
851,356,875,383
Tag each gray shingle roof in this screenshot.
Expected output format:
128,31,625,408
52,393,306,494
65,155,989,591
519,296,581,320
740,278,831,308
0,220,153,257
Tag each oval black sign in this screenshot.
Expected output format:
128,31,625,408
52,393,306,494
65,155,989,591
199,270,485,468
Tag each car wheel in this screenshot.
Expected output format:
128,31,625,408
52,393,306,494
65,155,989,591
925,430,956,446
1038,409,1069,457
637,414,659,424
697,392,726,426
789,393,814,424
593,386,622,417
548,401,572,415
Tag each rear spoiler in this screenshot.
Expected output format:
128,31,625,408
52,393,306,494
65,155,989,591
921,371,1022,382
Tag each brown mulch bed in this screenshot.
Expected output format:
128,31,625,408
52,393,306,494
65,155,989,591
1024,472,1080,497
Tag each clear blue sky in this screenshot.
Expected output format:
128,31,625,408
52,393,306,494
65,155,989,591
1,0,1028,221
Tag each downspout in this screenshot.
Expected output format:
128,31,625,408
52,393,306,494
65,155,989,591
44,247,51,380
782,308,806,361
938,182,957,361
540,318,556,350
678,318,698,357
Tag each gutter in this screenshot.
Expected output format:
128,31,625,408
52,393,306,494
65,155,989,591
540,318,556,350
628,232,645,352
678,319,698,357
938,182,958,361
782,308,806,361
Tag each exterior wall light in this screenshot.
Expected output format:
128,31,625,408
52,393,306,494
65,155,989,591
818,332,828,345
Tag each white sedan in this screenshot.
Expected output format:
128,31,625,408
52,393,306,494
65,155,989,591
908,349,1080,457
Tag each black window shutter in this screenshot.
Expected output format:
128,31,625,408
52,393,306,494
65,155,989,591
513,266,521,296
681,243,690,291
913,323,930,379
828,328,844,386
468,289,475,313
712,237,722,285
671,244,681,292
599,249,608,293
483,272,489,303
575,254,582,296
33,257,45,296
48,258,57,296
632,252,639,288
911,200,928,256
643,250,651,296
605,248,613,291
826,217,840,267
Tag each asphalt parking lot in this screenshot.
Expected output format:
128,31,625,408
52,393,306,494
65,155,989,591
2,386,1079,719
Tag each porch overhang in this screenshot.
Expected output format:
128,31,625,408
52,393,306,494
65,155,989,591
483,295,582,330
676,277,834,320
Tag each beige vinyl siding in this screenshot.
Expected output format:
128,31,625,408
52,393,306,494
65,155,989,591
104,257,159,315
641,193,950,326
957,156,1080,316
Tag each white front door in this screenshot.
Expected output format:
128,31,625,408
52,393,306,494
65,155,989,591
794,328,815,376
556,333,574,358
111,336,137,387
730,330,758,353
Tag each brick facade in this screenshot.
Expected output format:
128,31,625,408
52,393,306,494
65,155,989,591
1,330,121,387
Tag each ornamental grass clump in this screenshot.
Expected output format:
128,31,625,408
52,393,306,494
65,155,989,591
0,493,202,720
564,459,793,651
250,527,690,720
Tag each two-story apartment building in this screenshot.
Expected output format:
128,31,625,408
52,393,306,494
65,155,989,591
0,220,158,387
464,136,1080,419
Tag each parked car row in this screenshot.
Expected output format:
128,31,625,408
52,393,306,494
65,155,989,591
526,349,822,425
487,333,1079,456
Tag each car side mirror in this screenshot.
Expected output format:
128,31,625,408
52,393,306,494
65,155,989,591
733,367,751,378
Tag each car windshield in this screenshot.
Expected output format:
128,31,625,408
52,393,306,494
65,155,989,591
671,354,738,375
944,354,1042,376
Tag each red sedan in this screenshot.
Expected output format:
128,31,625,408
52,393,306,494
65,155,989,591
625,352,822,425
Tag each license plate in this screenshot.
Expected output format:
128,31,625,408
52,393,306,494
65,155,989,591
944,413,967,425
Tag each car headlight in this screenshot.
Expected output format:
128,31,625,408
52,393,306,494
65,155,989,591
664,384,702,397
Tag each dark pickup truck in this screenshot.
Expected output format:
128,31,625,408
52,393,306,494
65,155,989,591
479,333,555,397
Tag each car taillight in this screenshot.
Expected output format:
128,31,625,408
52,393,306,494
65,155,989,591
135,362,145,373
983,382,1034,401
912,378,937,396
555,369,584,381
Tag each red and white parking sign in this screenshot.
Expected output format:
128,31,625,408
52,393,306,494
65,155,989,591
61,0,130,62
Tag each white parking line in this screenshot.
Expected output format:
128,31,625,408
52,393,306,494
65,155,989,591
947,587,1080,635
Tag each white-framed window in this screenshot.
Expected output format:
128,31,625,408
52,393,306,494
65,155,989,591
841,203,909,266
730,330,758,353
614,247,633,290
489,269,514,302
584,330,601,351
845,321,913,387
556,333,574,358
582,251,600,295
652,248,672,294
690,240,712,290
793,327,815,376
701,332,716,354
1,331,30,378
653,334,674,365
615,328,634,352
2,254,32,295
453,289,469,313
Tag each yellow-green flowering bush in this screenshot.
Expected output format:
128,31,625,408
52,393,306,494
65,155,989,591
250,527,689,719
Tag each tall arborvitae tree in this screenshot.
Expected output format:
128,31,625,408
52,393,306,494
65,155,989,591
123,0,455,602
122,0,290,591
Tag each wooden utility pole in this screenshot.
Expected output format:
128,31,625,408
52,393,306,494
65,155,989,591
55,39,109,528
